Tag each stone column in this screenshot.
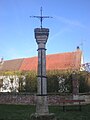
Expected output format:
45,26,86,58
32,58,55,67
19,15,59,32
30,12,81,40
35,28,49,115
30,28,56,120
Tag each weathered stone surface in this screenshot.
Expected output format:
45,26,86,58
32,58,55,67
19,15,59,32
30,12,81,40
30,113,57,120
35,28,49,114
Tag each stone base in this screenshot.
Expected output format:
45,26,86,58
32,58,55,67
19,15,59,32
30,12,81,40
30,113,57,120
73,95,79,100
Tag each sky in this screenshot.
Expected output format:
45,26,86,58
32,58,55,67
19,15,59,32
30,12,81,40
0,0,90,63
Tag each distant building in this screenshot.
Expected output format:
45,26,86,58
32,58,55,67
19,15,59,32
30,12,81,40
0,47,84,92
0,47,83,72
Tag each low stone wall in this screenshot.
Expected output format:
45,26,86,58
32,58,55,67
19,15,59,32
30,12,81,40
79,93,90,104
0,93,90,105
0,93,35,105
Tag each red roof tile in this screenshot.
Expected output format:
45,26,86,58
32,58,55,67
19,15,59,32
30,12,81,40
19,57,38,71
46,51,81,70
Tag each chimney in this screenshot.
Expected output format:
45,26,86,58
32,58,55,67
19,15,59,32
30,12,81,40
0,57,4,64
77,46,80,50
75,46,82,70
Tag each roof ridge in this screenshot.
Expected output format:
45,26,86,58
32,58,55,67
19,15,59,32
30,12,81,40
47,51,76,56
3,51,77,61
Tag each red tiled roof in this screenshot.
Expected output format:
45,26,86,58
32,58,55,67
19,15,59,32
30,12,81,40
0,49,82,71
46,51,81,70
19,57,38,71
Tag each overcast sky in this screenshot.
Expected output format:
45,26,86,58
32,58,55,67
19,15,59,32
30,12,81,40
0,0,90,63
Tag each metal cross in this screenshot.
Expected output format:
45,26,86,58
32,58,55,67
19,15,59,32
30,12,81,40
30,7,53,28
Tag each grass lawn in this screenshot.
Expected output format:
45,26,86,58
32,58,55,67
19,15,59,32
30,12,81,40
0,104,90,120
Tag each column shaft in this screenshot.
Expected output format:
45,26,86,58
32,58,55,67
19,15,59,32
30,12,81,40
35,28,49,115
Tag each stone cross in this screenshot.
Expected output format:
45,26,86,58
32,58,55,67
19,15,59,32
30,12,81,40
30,8,56,120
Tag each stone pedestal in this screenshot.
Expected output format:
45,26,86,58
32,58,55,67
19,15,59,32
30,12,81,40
30,113,57,120
73,94,79,100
